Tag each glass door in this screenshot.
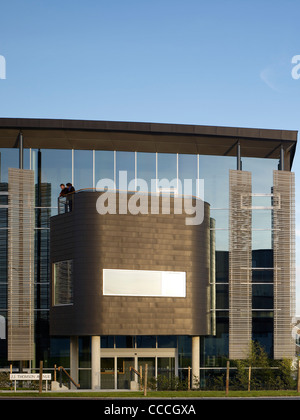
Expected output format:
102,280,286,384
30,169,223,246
158,357,175,381
117,357,135,389
138,357,155,387
101,358,114,389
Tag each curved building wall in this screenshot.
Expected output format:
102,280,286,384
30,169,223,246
50,191,211,337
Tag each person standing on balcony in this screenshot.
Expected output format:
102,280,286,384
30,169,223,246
66,182,75,211
59,183,68,196
59,183,68,212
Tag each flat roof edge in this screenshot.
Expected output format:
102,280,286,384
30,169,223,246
0,117,297,142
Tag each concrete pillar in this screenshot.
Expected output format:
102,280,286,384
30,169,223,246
70,336,78,389
192,336,200,389
91,336,101,389
134,354,138,387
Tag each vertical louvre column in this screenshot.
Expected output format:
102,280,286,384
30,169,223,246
229,170,252,359
273,170,295,359
8,168,35,361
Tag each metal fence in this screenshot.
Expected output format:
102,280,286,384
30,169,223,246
0,365,299,392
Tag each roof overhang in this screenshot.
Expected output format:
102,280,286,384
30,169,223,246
0,118,297,166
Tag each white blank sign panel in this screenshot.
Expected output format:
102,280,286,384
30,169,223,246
103,269,186,297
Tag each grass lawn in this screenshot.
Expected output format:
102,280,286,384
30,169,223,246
0,389,300,398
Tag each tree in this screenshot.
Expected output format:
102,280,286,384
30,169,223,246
230,341,295,390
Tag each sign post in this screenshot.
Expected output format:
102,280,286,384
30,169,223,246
10,373,51,392
39,361,43,394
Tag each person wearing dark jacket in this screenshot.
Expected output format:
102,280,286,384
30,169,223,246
59,183,68,196
66,182,75,211
59,183,69,212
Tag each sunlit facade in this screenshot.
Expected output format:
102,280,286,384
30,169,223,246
0,118,296,389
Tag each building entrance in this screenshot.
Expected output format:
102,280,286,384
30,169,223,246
100,349,176,390
117,357,135,389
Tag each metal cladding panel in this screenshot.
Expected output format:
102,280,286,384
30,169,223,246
273,170,296,359
229,170,252,360
50,192,211,337
8,168,35,361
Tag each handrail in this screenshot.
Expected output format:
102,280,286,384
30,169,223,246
130,366,143,390
57,188,203,215
129,366,141,377
57,366,80,389
60,187,202,198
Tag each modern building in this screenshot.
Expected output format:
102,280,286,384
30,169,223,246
0,118,297,389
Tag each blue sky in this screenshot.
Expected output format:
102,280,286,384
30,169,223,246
1,0,300,312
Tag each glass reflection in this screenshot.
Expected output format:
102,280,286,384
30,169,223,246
136,335,156,348
116,151,135,190
216,251,229,282
115,336,134,348
199,155,235,208
39,149,72,207
214,230,229,251
136,152,156,193
252,284,273,309
74,150,93,190
157,153,177,181
95,150,115,187
157,336,177,348
216,284,229,309
252,230,272,251
0,148,19,182
101,336,114,348
210,210,229,229
252,210,272,230
178,154,197,197
0,229,7,286
252,249,273,268
252,269,273,283
242,158,278,193
252,312,273,357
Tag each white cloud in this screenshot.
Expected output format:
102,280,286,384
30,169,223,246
260,67,281,92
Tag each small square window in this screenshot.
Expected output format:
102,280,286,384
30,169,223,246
53,260,73,305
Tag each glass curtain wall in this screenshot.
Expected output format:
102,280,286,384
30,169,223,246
200,155,278,389
0,147,236,370
178,154,197,197
242,157,278,356
95,151,115,187
92,151,204,198
0,148,31,365
200,155,236,369
0,146,279,373
201,156,278,370
116,151,135,191
32,149,72,363
136,152,156,193
74,150,93,191
0,149,22,365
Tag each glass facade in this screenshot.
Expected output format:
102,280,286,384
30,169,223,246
0,144,283,386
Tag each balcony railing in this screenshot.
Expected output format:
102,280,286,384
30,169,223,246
57,188,203,216
58,191,76,214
